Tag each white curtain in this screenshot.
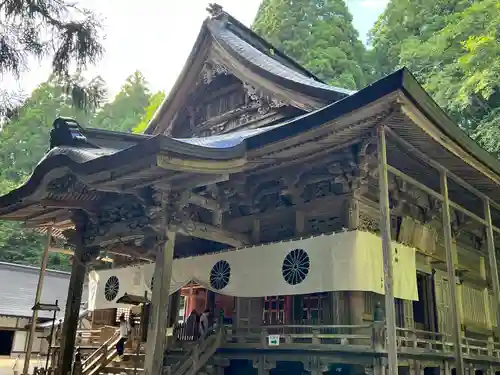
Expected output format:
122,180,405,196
88,230,418,311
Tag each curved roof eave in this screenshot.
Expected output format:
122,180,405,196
207,21,354,100
245,68,500,189
2,68,498,216
0,134,252,210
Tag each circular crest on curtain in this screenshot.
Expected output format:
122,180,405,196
210,260,231,290
282,248,310,285
104,276,120,301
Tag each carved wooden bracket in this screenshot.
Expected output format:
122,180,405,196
326,138,378,196
389,176,442,223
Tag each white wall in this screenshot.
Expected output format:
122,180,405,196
12,331,26,354
0,316,18,328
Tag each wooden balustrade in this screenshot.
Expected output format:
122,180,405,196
216,323,500,359
167,324,225,375
81,329,121,375
75,330,103,346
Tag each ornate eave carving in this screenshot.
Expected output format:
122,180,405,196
328,138,378,196
200,61,229,85
192,84,287,137
242,82,287,113
186,58,290,137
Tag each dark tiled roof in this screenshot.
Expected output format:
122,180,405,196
0,262,88,319
39,146,120,165
209,20,354,98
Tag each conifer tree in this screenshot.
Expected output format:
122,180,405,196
0,0,104,117
252,0,370,90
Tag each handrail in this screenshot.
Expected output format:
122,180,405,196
168,325,224,375
81,329,121,375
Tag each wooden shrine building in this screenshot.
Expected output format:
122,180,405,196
2,5,500,375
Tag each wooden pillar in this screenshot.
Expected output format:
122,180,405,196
377,126,398,375
345,197,364,326
168,291,181,327
23,227,52,375
479,256,493,331
207,290,216,313
144,231,176,375
58,215,95,375
440,171,464,375
484,199,500,331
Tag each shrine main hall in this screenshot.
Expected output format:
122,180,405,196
2,6,500,375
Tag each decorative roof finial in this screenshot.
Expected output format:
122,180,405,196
207,3,224,18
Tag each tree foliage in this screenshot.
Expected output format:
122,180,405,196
90,71,153,132
373,0,500,153
252,0,371,90
0,0,105,117
368,0,471,78
133,91,165,134
0,71,161,269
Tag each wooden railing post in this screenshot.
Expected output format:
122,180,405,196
372,323,385,352
260,328,267,347
312,329,320,345
410,330,417,349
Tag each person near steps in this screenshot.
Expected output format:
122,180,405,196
116,314,129,360
199,309,210,338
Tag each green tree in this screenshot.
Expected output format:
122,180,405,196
0,77,100,270
0,70,157,270
0,78,102,182
397,0,500,153
91,71,152,132
1,0,105,116
252,0,370,90
368,0,470,78
133,91,166,134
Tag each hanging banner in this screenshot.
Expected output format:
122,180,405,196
88,230,418,310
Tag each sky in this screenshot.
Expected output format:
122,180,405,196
1,0,389,99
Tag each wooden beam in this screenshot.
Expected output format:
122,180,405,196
173,220,250,247
440,171,465,375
